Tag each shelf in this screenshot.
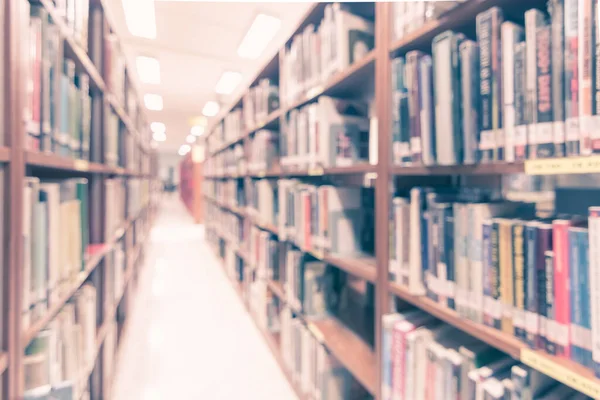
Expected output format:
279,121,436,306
284,51,376,113
25,151,140,176
22,243,110,347
323,255,377,283
309,318,377,396
391,162,525,176
208,164,377,179
267,279,286,300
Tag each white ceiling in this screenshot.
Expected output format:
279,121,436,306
104,0,313,154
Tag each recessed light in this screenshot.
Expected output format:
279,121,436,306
186,135,196,144
153,131,166,142
179,144,191,156
191,125,205,136
136,56,161,84
237,14,281,59
144,94,163,111
150,122,165,133
215,71,242,95
122,0,156,39
202,101,219,117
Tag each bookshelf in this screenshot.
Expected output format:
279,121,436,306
179,148,204,224
1,0,160,398
203,0,600,399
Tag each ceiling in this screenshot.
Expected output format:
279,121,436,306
103,0,313,154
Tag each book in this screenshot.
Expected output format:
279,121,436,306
589,207,600,377
525,9,547,159
549,0,567,157
501,22,523,162
514,42,529,161
460,40,480,165
565,0,581,155
578,0,595,155
536,25,555,158
477,8,503,162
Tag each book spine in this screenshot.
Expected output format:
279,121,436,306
425,210,437,302
578,0,594,155
537,225,553,351
483,220,494,326
460,40,480,165
491,220,502,329
588,207,600,377
446,215,456,310
545,250,557,354
579,230,593,368
525,223,539,348
525,10,546,159
594,4,600,152
513,222,526,341
419,55,436,166
553,221,572,358
477,9,500,162
565,0,581,155
536,25,555,158
407,51,423,164
392,58,405,165
501,23,523,162
550,0,567,156
514,42,529,161
569,228,584,366
436,206,450,307
501,221,515,335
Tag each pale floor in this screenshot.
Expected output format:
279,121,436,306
111,194,298,400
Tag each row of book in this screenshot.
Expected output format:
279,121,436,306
382,308,590,400
391,1,461,43
23,177,89,330
247,178,277,227
277,180,374,257
248,129,278,174
206,202,245,248
24,284,97,400
204,143,245,176
281,3,374,107
27,4,92,159
127,178,151,219
281,96,374,170
280,307,370,400
105,178,126,243
389,185,600,375
105,239,126,309
392,2,600,166
242,78,280,130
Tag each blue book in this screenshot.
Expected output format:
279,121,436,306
569,227,589,367
482,220,493,326
525,222,538,348
445,214,456,310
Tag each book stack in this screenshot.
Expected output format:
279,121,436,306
280,96,371,170
24,283,97,400
381,309,586,400
391,1,462,42
105,239,126,308
104,178,125,243
389,185,600,374
283,247,330,318
392,2,600,166
248,129,279,173
26,4,92,158
23,178,89,330
247,178,277,227
281,3,374,106
280,307,368,399
278,180,372,257
243,78,280,128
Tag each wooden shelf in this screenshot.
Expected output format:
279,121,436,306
323,255,377,283
391,161,525,176
207,164,377,179
22,243,110,347
25,151,141,176
309,318,377,396
267,280,286,300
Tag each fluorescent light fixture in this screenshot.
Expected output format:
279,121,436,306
179,144,191,156
215,71,242,95
186,135,196,144
202,101,219,117
150,122,166,133
191,125,205,136
144,94,163,111
153,131,166,142
136,56,161,84
122,0,156,39
237,14,281,59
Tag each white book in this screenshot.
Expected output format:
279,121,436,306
501,22,524,162
409,188,426,295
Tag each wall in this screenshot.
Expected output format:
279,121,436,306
158,151,182,184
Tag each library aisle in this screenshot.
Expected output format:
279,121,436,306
111,196,298,400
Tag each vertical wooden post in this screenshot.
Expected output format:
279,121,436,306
374,3,392,399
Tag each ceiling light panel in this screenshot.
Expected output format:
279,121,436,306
186,135,196,144
150,122,166,133
215,71,242,95
191,125,205,136
144,94,163,111
122,0,157,39
179,144,191,156
136,56,161,84
202,101,220,117
237,14,281,60
153,131,166,142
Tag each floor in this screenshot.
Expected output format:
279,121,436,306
111,194,298,400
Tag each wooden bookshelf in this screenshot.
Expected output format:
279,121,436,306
1,0,160,397
202,1,600,399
